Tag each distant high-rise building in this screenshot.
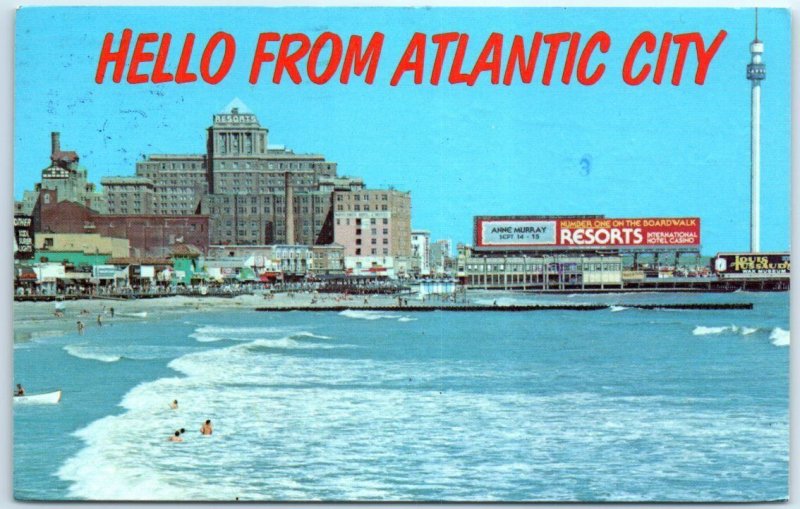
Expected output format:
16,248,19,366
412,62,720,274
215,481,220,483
411,230,431,276
101,177,156,215
430,239,453,274
333,189,412,258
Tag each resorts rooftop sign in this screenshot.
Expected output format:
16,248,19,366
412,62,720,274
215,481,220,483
474,216,701,250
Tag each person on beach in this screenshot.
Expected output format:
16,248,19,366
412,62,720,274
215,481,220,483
97,314,103,326
170,399,178,409
168,431,183,442
14,384,24,397
109,307,115,318
77,321,85,334
201,419,213,435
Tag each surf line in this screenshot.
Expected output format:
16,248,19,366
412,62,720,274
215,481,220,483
255,303,753,312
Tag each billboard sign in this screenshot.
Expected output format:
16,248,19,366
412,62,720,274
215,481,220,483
93,265,117,279
714,253,790,276
478,220,557,246
475,217,701,249
14,215,34,260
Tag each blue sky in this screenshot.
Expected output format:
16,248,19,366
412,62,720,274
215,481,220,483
14,7,791,254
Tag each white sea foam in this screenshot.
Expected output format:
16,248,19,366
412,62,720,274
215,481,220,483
339,310,416,322
121,311,148,318
692,325,760,337
291,332,333,340
770,327,790,347
189,325,298,342
243,337,340,351
693,326,730,335
609,306,629,312
339,309,400,320
63,344,122,363
56,314,789,501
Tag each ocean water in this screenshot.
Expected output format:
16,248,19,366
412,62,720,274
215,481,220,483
13,291,789,502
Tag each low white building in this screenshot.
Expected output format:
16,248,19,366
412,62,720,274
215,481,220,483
344,255,398,278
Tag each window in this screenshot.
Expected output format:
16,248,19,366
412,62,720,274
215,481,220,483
382,219,388,225
371,238,377,245
383,238,388,245
356,248,361,255
356,239,362,245
356,229,362,235
355,219,362,225
383,228,388,234
371,248,377,255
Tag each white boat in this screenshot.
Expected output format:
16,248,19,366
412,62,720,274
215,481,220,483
13,390,62,405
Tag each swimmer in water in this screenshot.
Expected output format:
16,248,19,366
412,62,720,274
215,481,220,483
168,431,183,442
200,419,213,435
169,399,178,409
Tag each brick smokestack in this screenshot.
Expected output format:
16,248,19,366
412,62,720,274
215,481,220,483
51,132,60,159
284,171,295,245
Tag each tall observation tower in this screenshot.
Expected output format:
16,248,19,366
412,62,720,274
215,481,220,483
746,9,766,253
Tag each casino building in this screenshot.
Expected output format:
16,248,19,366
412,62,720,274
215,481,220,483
457,215,705,291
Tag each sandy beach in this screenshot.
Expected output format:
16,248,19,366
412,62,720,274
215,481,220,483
12,292,437,343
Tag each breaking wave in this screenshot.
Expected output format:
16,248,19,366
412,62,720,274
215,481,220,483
339,310,403,321
693,325,760,336
120,312,148,318
770,328,790,347
63,345,122,363
189,325,299,343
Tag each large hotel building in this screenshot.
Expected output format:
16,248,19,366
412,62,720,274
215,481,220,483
124,100,341,246
17,100,414,264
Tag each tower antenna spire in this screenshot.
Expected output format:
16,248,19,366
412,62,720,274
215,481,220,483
746,7,765,253
755,7,759,41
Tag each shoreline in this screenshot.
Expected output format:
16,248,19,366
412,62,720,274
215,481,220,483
13,291,762,344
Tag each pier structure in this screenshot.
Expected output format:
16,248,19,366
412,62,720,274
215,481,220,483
456,215,789,292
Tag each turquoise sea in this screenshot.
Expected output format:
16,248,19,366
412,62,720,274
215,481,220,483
13,291,789,501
